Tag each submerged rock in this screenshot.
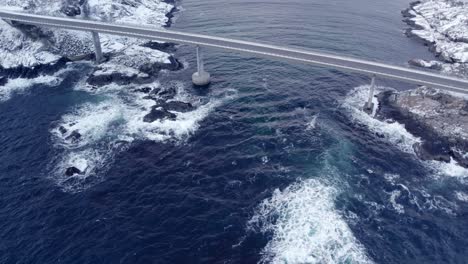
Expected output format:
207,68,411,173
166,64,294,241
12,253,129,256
0,76,7,86
65,130,82,143
144,86,177,101
157,86,177,100
58,126,68,134
377,87,468,167
65,166,82,176
143,107,177,123
163,101,194,112
133,87,153,94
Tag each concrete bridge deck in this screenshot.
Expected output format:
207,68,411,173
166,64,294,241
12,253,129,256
1,10,467,94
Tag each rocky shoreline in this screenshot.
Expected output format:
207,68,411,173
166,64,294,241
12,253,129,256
369,0,468,168
402,0,468,76
0,0,182,79
376,87,468,168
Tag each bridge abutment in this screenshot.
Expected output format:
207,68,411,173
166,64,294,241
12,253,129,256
3,19,13,26
192,45,211,86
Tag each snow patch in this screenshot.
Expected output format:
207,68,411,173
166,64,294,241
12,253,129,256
0,0,174,69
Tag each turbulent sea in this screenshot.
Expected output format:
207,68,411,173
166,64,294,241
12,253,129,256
1,0,468,263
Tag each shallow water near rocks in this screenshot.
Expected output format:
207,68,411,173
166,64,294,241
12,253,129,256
1,0,468,263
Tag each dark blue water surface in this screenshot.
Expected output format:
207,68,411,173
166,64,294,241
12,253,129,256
1,0,468,263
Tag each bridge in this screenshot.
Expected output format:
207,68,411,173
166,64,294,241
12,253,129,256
1,10,468,111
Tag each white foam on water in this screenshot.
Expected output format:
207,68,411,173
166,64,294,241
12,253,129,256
425,158,468,182
421,192,458,215
455,191,468,202
0,75,62,102
54,148,113,192
381,171,461,215
57,150,97,177
248,179,373,264
125,96,224,142
306,114,319,130
51,97,126,148
342,86,421,154
388,190,405,214
50,81,235,191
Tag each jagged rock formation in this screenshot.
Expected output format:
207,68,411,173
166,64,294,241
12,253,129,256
377,87,468,168
386,0,468,167
402,0,468,76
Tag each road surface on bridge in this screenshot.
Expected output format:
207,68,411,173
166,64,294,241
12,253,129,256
1,10,467,94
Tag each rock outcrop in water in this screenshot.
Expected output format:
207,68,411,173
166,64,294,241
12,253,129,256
65,166,82,176
142,100,195,122
143,106,177,123
377,87,468,168
86,45,182,87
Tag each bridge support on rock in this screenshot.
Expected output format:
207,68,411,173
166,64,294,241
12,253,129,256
3,19,13,26
91,31,103,64
192,45,211,86
363,75,376,114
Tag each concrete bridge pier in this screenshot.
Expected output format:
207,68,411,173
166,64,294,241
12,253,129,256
363,75,376,114
192,45,211,86
91,31,103,64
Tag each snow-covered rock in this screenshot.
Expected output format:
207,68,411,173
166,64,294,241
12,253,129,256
86,44,181,87
0,0,176,70
377,1,468,169
403,0,468,75
377,86,468,168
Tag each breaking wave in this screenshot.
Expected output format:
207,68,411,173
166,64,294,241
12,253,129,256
0,75,62,102
248,179,373,264
381,173,459,216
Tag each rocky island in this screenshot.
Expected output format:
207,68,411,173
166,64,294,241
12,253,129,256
375,0,468,168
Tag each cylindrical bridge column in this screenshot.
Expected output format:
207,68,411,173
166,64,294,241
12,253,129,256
196,45,203,74
91,31,103,64
363,75,376,114
192,45,211,86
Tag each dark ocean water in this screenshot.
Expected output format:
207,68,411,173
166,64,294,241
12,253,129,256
1,0,468,263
